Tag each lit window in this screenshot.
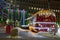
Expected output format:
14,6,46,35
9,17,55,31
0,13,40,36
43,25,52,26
36,8,38,10
53,10,55,12
39,8,41,10
31,7,33,10
58,10,60,12
56,10,58,12
34,7,36,10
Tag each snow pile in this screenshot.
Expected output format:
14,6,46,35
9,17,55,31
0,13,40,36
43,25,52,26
17,28,36,37
12,27,47,38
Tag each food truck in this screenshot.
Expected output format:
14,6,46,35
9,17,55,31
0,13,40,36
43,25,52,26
29,10,56,33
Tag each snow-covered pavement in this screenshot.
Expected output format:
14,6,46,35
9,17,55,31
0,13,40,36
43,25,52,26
1,27,60,38
11,27,47,38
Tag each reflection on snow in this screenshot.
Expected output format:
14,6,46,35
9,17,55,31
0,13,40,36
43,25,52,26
56,27,60,37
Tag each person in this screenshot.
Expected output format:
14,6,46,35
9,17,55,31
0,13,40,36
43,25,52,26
6,24,11,34
54,24,58,35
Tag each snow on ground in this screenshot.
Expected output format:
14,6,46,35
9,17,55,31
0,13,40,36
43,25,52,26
12,27,47,38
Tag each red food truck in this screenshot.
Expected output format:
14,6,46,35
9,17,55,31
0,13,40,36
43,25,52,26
29,10,56,33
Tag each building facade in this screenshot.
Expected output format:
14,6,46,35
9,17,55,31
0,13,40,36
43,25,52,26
6,0,60,22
